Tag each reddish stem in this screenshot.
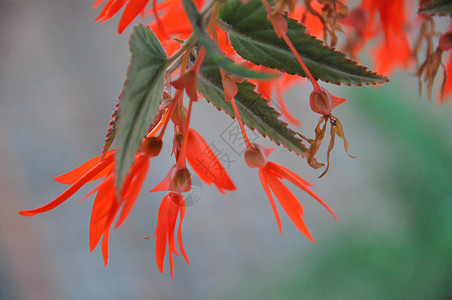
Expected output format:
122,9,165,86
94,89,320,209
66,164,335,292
176,99,193,167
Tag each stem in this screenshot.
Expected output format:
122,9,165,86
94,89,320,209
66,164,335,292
166,0,220,67
260,0,320,90
153,51,190,139
167,35,196,65
147,109,170,138
281,33,320,90
176,99,193,167
230,97,252,149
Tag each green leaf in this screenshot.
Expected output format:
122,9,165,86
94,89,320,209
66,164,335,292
419,0,452,15
197,56,307,155
102,103,119,159
116,25,167,192
181,0,275,80
218,0,388,86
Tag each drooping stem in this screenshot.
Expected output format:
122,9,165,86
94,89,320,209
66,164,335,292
260,0,320,91
151,51,191,139
230,96,252,149
176,99,193,167
281,33,320,90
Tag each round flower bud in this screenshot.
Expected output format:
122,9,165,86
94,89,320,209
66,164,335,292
244,146,267,169
310,90,332,115
140,137,163,157
171,105,187,127
439,32,452,51
169,166,191,193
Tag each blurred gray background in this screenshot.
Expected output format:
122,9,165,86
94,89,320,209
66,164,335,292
1,0,452,299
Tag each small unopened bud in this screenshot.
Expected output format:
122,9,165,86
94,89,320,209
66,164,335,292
439,32,452,51
244,146,267,168
171,105,187,127
140,137,162,157
169,166,191,193
310,90,332,115
172,133,183,160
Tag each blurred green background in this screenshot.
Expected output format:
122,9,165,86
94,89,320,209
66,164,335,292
1,1,451,299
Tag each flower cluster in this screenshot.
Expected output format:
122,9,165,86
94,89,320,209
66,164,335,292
20,0,452,277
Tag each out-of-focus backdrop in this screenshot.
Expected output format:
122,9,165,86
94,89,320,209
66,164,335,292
1,0,452,299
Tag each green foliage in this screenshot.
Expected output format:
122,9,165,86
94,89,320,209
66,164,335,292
116,25,167,192
218,0,388,86
182,0,274,80
198,56,307,155
419,0,452,15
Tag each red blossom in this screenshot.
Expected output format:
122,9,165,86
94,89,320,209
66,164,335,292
93,0,150,33
151,129,235,194
245,144,337,241
151,192,189,278
19,137,162,265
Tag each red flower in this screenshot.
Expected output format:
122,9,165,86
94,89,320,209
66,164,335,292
185,129,235,193
19,149,116,217
244,144,337,241
93,0,150,33
150,192,189,278
152,129,235,194
361,0,413,74
20,137,162,265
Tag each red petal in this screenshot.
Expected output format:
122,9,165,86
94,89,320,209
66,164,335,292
275,82,301,126
118,0,149,33
266,161,313,187
92,0,106,8
266,172,314,242
155,196,171,273
54,150,115,184
115,158,150,228
150,170,171,193
267,162,336,220
186,129,235,193
101,229,110,266
259,168,282,233
94,0,116,22
177,197,189,264
101,0,128,22
89,180,116,251
19,154,115,217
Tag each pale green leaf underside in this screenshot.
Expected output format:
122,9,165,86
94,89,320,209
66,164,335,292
219,0,388,86
198,56,307,155
116,25,167,191
419,0,452,15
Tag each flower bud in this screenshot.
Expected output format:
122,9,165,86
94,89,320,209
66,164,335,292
172,133,183,160
171,105,187,127
439,32,452,51
244,146,267,168
310,90,332,115
169,166,191,193
140,137,163,157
